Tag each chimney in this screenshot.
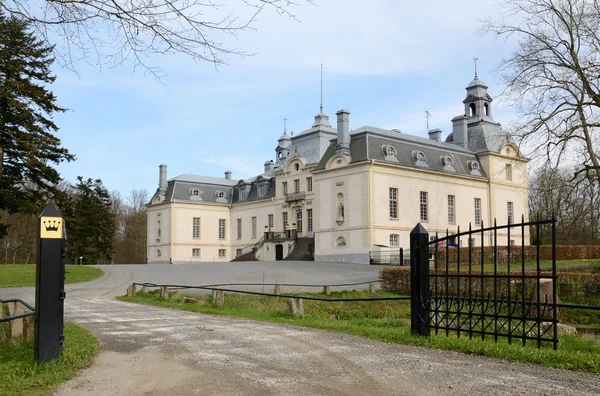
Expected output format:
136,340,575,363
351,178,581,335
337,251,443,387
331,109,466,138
264,160,274,173
428,128,442,142
451,115,468,149
224,171,232,180
159,164,167,193
335,109,351,157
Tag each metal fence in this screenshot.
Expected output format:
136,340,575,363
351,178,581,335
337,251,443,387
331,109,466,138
411,218,561,349
370,247,408,266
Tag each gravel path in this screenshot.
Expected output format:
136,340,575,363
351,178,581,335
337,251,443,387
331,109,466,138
55,298,600,396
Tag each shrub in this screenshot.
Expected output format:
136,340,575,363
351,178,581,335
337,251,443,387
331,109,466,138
380,267,600,301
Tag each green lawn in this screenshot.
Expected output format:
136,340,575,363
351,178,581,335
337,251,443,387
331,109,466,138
0,323,99,396
119,290,600,374
0,265,104,287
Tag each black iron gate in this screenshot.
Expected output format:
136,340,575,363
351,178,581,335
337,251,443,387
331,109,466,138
410,217,559,349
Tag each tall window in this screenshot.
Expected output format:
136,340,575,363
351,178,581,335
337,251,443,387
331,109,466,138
251,216,257,239
390,234,399,247
268,214,274,230
448,195,455,224
420,191,428,222
282,181,288,195
307,177,313,192
474,198,481,225
294,179,300,193
307,209,313,232
237,218,242,240
192,217,200,239
239,188,246,200
296,210,303,233
258,183,266,197
283,212,288,231
506,164,513,181
219,219,226,240
218,249,226,258
507,202,514,224
389,188,398,219
192,248,200,257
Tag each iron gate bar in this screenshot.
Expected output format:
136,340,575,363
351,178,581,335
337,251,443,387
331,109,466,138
493,219,498,344
457,225,461,339
521,216,527,346
480,220,485,341
507,221,512,344
536,219,541,348
0,298,35,323
552,217,558,350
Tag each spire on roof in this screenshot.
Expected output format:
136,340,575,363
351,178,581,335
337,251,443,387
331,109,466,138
320,63,323,113
473,56,478,78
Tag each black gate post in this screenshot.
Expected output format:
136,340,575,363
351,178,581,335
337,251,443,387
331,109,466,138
410,223,430,337
34,203,66,363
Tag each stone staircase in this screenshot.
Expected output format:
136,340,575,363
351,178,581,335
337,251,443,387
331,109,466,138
283,237,314,261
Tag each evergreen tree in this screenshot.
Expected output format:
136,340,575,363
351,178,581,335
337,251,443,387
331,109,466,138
0,10,73,235
61,177,115,264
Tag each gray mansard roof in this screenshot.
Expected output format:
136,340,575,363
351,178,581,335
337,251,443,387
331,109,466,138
315,127,487,178
169,174,239,186
160,172,276,204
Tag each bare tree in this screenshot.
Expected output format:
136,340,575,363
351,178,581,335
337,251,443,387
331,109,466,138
529,164,600,244
1,0,313,76
485,0,600,186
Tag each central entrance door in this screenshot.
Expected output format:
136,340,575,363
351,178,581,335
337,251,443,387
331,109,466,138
275,244,283,261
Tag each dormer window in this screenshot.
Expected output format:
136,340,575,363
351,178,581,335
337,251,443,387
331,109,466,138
239,189,246,200
412,150,428,168
382,144,399,163
189,188,203,201
216,191,225,199
469,103,476,117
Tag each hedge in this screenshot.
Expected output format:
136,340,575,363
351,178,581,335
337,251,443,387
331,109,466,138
380,267,600,300
433,245,600,266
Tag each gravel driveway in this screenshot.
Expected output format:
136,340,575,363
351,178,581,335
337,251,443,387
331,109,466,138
55,298,600,396
2,262,599,395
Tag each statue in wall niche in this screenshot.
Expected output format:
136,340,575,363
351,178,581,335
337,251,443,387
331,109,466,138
337,202,344,225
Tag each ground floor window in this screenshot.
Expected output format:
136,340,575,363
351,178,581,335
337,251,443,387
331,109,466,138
218,249,226,258
296,210,303,233
307,209,313,232
192,248,200,257
389,234,399,247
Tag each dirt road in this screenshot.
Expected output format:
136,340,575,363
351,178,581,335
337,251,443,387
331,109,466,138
55,298,600,396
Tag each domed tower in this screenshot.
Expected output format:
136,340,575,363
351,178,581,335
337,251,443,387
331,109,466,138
463,73,494,122
275,130,292,161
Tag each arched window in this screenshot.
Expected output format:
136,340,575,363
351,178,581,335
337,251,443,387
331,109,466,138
469,103,476,117
484,103,490,116
156,250,161,257
336,237,346,247
295,163,300,171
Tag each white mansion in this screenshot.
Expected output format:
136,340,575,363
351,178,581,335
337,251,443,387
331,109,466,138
146,75,529,264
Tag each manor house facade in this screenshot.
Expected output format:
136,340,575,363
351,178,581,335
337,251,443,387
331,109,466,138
146,75,529,264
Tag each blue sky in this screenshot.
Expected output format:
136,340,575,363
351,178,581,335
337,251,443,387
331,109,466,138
50,0,518,195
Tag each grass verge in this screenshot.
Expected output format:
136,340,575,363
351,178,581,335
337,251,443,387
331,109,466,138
0,265,104,287
0,322,99,396
119,290,600,374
